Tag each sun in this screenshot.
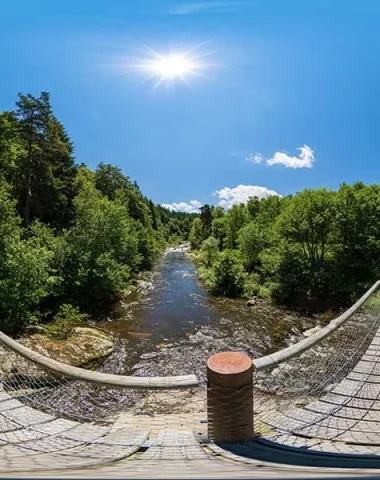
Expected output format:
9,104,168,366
125,43,218,94
148,54,197,80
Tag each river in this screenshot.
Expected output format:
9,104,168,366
99,245,316,383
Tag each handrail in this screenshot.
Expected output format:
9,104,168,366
253,280,380,371
0,331,199,389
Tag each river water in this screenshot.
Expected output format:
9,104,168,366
100,246,315,383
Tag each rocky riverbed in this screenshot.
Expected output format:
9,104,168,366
100,244,318,382
1,244,366,421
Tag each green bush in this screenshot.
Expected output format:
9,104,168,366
48,304,88,340
197,265,216,290
200,236,219,267
258,285,271,300
243,272,261,298
0,187,58,334
213,250,247,297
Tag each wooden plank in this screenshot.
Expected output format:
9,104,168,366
314,415,358,431
322,393,380,410
268,433,322,449
0,399,23,412
347,372,380,383
310,440,380,455
337,430,380,445
295,424,344,440
261,409,355,440
366,344,380,351
352,362,380,376
285,408,326,425
331,380,380,399
306,402,368,420
305,400,344,415
260,412,309,432
360,354,380,363
3,406,53,427
362,409,380,421
350,419,380,433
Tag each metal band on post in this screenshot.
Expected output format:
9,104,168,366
207,352,254,443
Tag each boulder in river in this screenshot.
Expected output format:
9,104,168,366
247,298,257,307
24,325,49,335
0,327,115,379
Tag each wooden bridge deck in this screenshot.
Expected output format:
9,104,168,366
3,316,380,474
260,323,380,456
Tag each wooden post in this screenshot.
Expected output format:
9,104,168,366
207,351,254,443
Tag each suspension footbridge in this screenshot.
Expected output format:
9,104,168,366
1,282,380,475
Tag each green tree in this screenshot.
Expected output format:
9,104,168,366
247,196,260,220
333,183,380,297
62,169,139,310
225,204,249,249
213,250,246,297
0,184,56,333
13,92,77,227
212,206,225,219
277,188,336,297
238,222,265,271
200,236,219,267
211,216,227,249
0,112,24,181
189,217,203,249
200,204,212,239
94,163,132,200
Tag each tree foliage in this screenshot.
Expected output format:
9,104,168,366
190,184,380,310
0,92,194,334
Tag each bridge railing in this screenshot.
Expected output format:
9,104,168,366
1,280,380,441
0,331,198,390
0,329,203,427
254,280,380,371
248,280,380,443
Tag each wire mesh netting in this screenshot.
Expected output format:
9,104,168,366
253,288,380,453
1,284,380,469
0,338,207,472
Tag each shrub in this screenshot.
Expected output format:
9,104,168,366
213,250,247,297
48,304,88,340
243,272,261,298
200,236,219,267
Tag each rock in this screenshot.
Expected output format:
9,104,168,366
247,299,257,307
127,331,152,339
188,330,213,345
140,352,160,360
24,325,48,334
0,327,115,380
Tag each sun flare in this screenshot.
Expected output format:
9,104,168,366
125,43,218,94
148,54,197,79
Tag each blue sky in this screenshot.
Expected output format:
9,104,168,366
1,0,380,211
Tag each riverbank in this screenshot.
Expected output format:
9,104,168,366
100,246,321,382
189,247,344,317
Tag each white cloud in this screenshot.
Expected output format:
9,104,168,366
214,185,281,209
161,200,202,213
266,145,315,169
246,153,263,164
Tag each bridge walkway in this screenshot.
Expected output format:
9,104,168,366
258,320,380,456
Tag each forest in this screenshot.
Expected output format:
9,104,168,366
0,92,193,335
190,185,380,311
1,91,380,336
